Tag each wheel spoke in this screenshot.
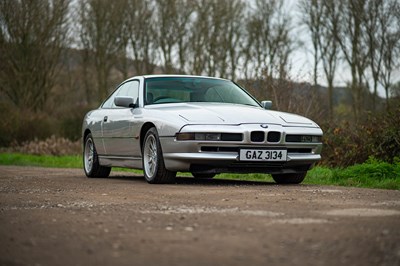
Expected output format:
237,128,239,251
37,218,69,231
84,139,94,173
144,134,159,178
149,161,155,174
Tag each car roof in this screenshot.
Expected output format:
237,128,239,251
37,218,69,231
128,74,230,82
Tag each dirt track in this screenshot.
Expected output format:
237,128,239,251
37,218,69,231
0,165,399,266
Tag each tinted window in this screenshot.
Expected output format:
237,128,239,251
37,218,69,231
144,77,259,107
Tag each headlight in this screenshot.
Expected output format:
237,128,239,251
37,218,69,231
311,135,322,143
176,133,221,141
285,135,322,143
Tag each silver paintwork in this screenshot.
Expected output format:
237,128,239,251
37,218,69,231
82,75,323,175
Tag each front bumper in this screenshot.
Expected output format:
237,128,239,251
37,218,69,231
160,124,323,174
163,151,320,174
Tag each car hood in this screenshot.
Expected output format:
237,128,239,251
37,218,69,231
154,103,318,127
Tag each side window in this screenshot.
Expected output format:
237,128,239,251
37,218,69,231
116,83,130,97
121,80,139,99
102,80,140,109
102,94,114,108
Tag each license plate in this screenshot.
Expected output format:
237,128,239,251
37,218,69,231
239,149,287,162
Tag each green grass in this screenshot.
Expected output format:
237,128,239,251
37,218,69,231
217,172,275,182
305,159,400,190
0,153,399,190
0,153,83,168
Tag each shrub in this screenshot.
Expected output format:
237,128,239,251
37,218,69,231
6,135,81,156
0,105,55,146
0,102,89,147
320,105,400,167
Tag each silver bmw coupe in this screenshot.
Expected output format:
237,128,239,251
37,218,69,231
82,75,323,184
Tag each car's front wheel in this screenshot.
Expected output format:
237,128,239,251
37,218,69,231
272,173,307,184
142,127,176,184
83,133,111,178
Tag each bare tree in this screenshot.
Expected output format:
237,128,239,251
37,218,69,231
335,0,370,121
126,0,158,75
377,0,400,110
202,0,228,77
79,0,127,102
244,0,275,79
186,0,244,79
220,0,245,80
206,0,244,78
243,0,293,108
244,0,292,79
175,0,195,74
299,0,323,86
363,0,385,111
189,1,211,75
0,0,70,111
204,1,223,77
155,0,193,73
319,1,340,120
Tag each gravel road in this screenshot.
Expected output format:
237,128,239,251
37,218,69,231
1,165,399,266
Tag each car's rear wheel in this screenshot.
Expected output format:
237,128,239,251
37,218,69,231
192,173,216,179
83,133,111,178
272,173,307,184
142,127,176,184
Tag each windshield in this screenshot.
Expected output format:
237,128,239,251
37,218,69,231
144,76,260,107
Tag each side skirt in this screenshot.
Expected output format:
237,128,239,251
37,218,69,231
98,155,143,169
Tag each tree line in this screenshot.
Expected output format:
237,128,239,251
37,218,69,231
301,0,400,120
1,0,399,120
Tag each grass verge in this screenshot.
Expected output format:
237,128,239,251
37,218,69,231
0,153,398,190
0,153,82,168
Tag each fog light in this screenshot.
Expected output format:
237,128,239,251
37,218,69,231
311,136,322,143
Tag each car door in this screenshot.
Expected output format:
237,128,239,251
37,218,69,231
101,80,140,157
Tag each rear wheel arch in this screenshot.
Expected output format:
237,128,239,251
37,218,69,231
83,128,91,138
83,129,91,148
83,132,111,178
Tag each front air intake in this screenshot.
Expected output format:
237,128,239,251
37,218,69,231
251,131,265,142
267,131,281,142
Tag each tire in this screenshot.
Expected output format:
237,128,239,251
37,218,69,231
192,173,216,179
272,172,307,184
142,127,176,184
83,133,111,178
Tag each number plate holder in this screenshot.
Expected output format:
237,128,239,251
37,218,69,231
239,149,287,162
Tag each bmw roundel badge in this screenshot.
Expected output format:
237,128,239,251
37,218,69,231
260,124,268,128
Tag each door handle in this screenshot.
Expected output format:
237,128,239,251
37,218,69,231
103,116,108,122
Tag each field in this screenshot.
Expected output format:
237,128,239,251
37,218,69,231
0,153,398,190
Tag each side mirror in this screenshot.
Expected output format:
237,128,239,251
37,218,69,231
114,96,136,108
261,100,272,110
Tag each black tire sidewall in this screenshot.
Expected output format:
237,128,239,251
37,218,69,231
272,173,306,184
